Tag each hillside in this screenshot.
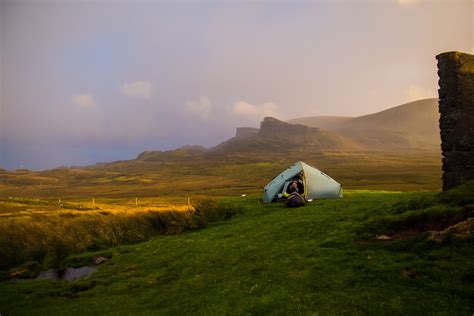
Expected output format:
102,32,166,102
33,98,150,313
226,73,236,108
287,116,353,130
289,99,440,150
137,145,208,162
138,117,364,161
1,186,473,314
215,117,364,153
138,99,440,162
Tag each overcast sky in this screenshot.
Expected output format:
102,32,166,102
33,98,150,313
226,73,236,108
0,0,472,170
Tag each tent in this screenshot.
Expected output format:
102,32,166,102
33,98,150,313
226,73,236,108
262,161,343,203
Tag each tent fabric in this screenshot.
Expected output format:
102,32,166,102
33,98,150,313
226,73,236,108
262,161,343,203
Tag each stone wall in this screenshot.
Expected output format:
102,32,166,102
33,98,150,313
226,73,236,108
436,51,474,190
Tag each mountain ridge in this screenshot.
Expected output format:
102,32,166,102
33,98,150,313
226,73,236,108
288,98,440,149
137,98,440,162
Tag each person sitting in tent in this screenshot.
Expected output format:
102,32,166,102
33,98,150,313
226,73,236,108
285,176,304,195
287,181,299,194
282,176,306,207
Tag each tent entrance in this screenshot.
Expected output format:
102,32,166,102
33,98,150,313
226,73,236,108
277,179,306,200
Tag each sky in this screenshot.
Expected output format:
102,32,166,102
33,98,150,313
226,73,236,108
0,0,473,170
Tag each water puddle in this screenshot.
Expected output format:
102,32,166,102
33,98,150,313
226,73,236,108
36,266,97,281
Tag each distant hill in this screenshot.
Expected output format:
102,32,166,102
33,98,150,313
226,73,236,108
287,116,353,130
137,99,440,161
137,118,362,161
137,145,208,162
289,98,440,150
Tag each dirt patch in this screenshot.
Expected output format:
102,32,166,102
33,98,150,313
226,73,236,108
400,269,424,279
390,228,424,241
374,217,474,244
427,217,474,246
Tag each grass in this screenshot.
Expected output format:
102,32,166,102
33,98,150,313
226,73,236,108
0,197,236,271
0,150,442,199
356,181,474,240
1,151,466,314
0,187,473,314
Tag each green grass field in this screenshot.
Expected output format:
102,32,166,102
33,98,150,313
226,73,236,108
1,185,473,315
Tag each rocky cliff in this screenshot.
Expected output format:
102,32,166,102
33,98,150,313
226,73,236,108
211,117,362,154
235,127,259,140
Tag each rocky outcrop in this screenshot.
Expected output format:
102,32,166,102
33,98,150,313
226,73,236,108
428,217,474,246
259,117,321,139
437,51,474,190
235,127,259,140
211,117,363,154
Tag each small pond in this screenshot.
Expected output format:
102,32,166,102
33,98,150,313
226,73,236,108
36,266,97,281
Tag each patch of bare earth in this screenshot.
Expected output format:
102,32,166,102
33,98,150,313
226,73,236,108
374,217,474,245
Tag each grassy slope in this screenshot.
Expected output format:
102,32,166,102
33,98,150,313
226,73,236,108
1,190,472,315
288,99,440,149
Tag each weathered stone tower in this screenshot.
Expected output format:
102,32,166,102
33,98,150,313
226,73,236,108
436,51,474,190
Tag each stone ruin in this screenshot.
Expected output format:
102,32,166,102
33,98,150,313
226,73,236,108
436,51,474,190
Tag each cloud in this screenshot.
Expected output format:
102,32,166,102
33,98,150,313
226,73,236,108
405,85,437,101
120,81,152,99
232,101,279,118
184,96,212,119
397,0,421,5
72,94,96,108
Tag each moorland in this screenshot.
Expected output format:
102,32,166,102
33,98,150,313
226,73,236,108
0,98,472,314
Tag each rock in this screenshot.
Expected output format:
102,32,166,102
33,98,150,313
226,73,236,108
92,256,107,265
235,127,259,140
437,51,474,191
375,235,393,241
428,217,474,245
428,231,445,246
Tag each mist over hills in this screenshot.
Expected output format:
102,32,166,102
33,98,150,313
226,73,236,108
0,98,443,194
137,117,363,162
289,98,440,150
137,99,440,162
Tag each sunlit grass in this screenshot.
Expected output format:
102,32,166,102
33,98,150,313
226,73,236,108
0,197,231,271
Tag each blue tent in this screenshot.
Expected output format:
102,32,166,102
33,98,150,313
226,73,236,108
262,161,343,203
